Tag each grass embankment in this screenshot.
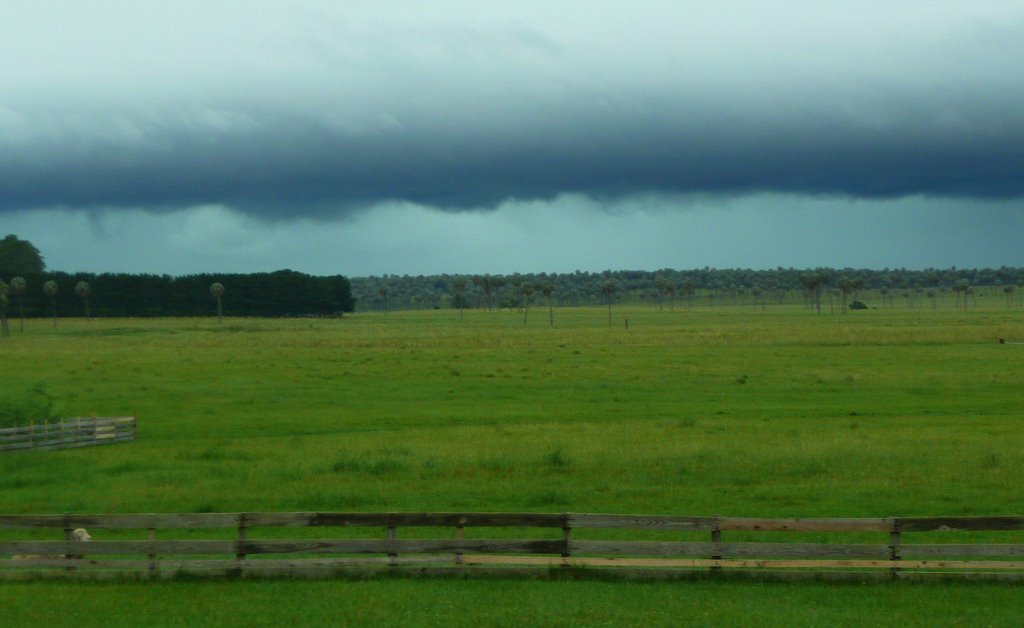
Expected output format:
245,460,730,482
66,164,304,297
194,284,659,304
2,305,1023,624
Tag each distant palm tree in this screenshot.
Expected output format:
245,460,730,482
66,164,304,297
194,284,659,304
75,281,92,320
953,280,969,311
654,275,667,311
43,280,59,328
540,282,555,326
837,275,853,313
210,282,225,322
520,283,534,325
452,278,467,320
9,276,26,332
602,280,615,325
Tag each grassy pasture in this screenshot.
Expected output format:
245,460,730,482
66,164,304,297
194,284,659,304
2,304,1024,624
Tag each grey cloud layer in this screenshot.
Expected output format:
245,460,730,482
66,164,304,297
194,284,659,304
3,1,1023,216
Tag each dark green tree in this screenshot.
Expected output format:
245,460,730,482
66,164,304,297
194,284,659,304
0,234,45,276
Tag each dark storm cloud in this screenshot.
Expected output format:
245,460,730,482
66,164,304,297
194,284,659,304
2,1,1024,217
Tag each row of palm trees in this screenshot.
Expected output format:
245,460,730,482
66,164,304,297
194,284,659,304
0,279,227,335
449,277,617,326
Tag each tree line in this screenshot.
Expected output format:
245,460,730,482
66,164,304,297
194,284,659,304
0,270,355,324
352,266,1024,312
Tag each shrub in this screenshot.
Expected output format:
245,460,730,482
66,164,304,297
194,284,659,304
0,382,61,428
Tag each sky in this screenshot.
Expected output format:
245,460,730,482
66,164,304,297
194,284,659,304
2,1,1024,277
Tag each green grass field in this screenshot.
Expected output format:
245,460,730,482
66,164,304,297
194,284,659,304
2,304,1023,624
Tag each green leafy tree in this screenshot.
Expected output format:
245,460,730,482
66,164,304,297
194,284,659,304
75,281,92,320
9,276,25,332
0,234,45,275
210,282,225,322
43,280,58,328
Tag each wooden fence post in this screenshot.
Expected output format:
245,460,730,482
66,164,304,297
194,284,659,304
561,513,572,567
148,527,158,575
455,526,464,567
63,513,76,572
710,515,722,573
387,525,398,566
236,513,248,570
889,519,901,580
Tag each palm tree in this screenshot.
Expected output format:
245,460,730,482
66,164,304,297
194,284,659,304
540,282,555,326
837,275,853,313
75,281,92,321
602,280,615,325
9,276,26,332
520,283,534,325
0,280,9,338
654,275,667,311
953,280,969,311
210,282,225,322
43,280,58,328
452,278,467,320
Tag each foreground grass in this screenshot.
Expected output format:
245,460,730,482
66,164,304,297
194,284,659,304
3,578,1024,627
2,305,1023,624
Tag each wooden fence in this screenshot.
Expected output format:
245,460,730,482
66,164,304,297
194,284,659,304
0,417,136,452
2,512,1024,581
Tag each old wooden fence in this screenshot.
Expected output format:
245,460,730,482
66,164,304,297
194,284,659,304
2,512,1024,581
0,417,136,452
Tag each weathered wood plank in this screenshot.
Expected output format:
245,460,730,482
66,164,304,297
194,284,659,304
717,517,893,532
0,513,239,529
462,556,1024,570
307,512,570,528
0,538,567,557
570,541,891,559
895,517,1024,532
569,514,719,531
900,544,1024,558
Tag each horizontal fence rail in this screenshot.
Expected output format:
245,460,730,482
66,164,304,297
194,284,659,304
2,512,1024,581
0,417,135,452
